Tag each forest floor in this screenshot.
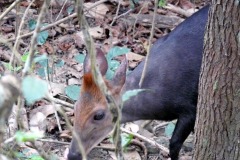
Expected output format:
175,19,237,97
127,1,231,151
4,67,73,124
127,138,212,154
0,0,209,159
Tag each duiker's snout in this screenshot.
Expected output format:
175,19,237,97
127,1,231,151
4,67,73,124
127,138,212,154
68,140,82,160
67,151,82,160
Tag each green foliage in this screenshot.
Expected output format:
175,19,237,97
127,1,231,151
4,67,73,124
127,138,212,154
22,76,48,104
21,52,30,62
35,55,53,78
65,85,81,101
29,155,44,160
129,0,139,8
106,46,130,80
122,89,145,102
110,133,133,148
15,149,43,160
105,69,114,80
106,46,130,62
74,54,86,63
28,19,36,31
15,131,43,142
34,54,48,64
121,133,133,148
158,0,166,7
55,59,65,67
67,5,74,15
37,30,48,45
3,62,22,72
28,19,48,45
164,122,175,137
37,67,52,78
15,148,57,160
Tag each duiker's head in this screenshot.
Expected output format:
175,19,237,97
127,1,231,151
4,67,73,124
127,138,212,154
68,48,127,160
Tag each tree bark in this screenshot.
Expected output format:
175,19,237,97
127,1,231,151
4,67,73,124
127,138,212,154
194,1,240,160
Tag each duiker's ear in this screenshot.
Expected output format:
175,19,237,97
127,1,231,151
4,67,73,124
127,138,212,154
83,48,108,75
111,56,128,88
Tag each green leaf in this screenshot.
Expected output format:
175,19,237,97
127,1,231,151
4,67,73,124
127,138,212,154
3,63,14,71
37,30,48,45
2,62,22,71
15,131,44,142
21,52,30,62
30,155,44,160
65,85,81,101
109,60,120,71
158,0,166,7
67,5,74,15
164,123,175,137
122,89,145,102
55,59,65,67
38,59,48,66
74,54,86,64
36,67,52,78
105,69,115,80
28,19,36,30
107,46,130,61
15,66,22,71
121,133,133,148
34,55,48,66
22,76,48,104
129,0,139,8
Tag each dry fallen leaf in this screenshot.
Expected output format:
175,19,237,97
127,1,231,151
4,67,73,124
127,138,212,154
30,105,55,118
76,26,104,40
126,52,145,61
124,122,140,133
29,112,47,134
84,3,109,19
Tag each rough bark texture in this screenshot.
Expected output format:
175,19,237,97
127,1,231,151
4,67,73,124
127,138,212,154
194,1,240,160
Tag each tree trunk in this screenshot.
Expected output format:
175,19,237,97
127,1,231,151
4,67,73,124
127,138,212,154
193,1,240,160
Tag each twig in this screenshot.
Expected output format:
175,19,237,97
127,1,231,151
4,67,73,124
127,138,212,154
133,2,148,38
95,139,148,159
55,0,68,21
110,0,121,26
163,4,193,17
139,0,158,87
45,95,74,109
38,139,70,145
11,0,35,66
131,139,148,160
121,127,169,154
0,0,23,21
22,0,50,76
7,0,109,42
45,68,62,132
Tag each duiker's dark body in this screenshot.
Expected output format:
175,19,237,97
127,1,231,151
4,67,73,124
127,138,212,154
68,5,210,160
121,5,209,159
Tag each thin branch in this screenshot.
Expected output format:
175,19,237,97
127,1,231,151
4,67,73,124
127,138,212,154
121,127,169,154
45,69,62,132
139,0,158,87
38,138,70,145
0,0,23,21
10,0,35,66
55,0,68,21
110,0,121,26
163,4,193,17
45,95,74,109
22,0,50,76
7,0,108,42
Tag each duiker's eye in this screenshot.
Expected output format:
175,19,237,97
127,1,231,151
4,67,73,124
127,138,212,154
93,110,105,121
